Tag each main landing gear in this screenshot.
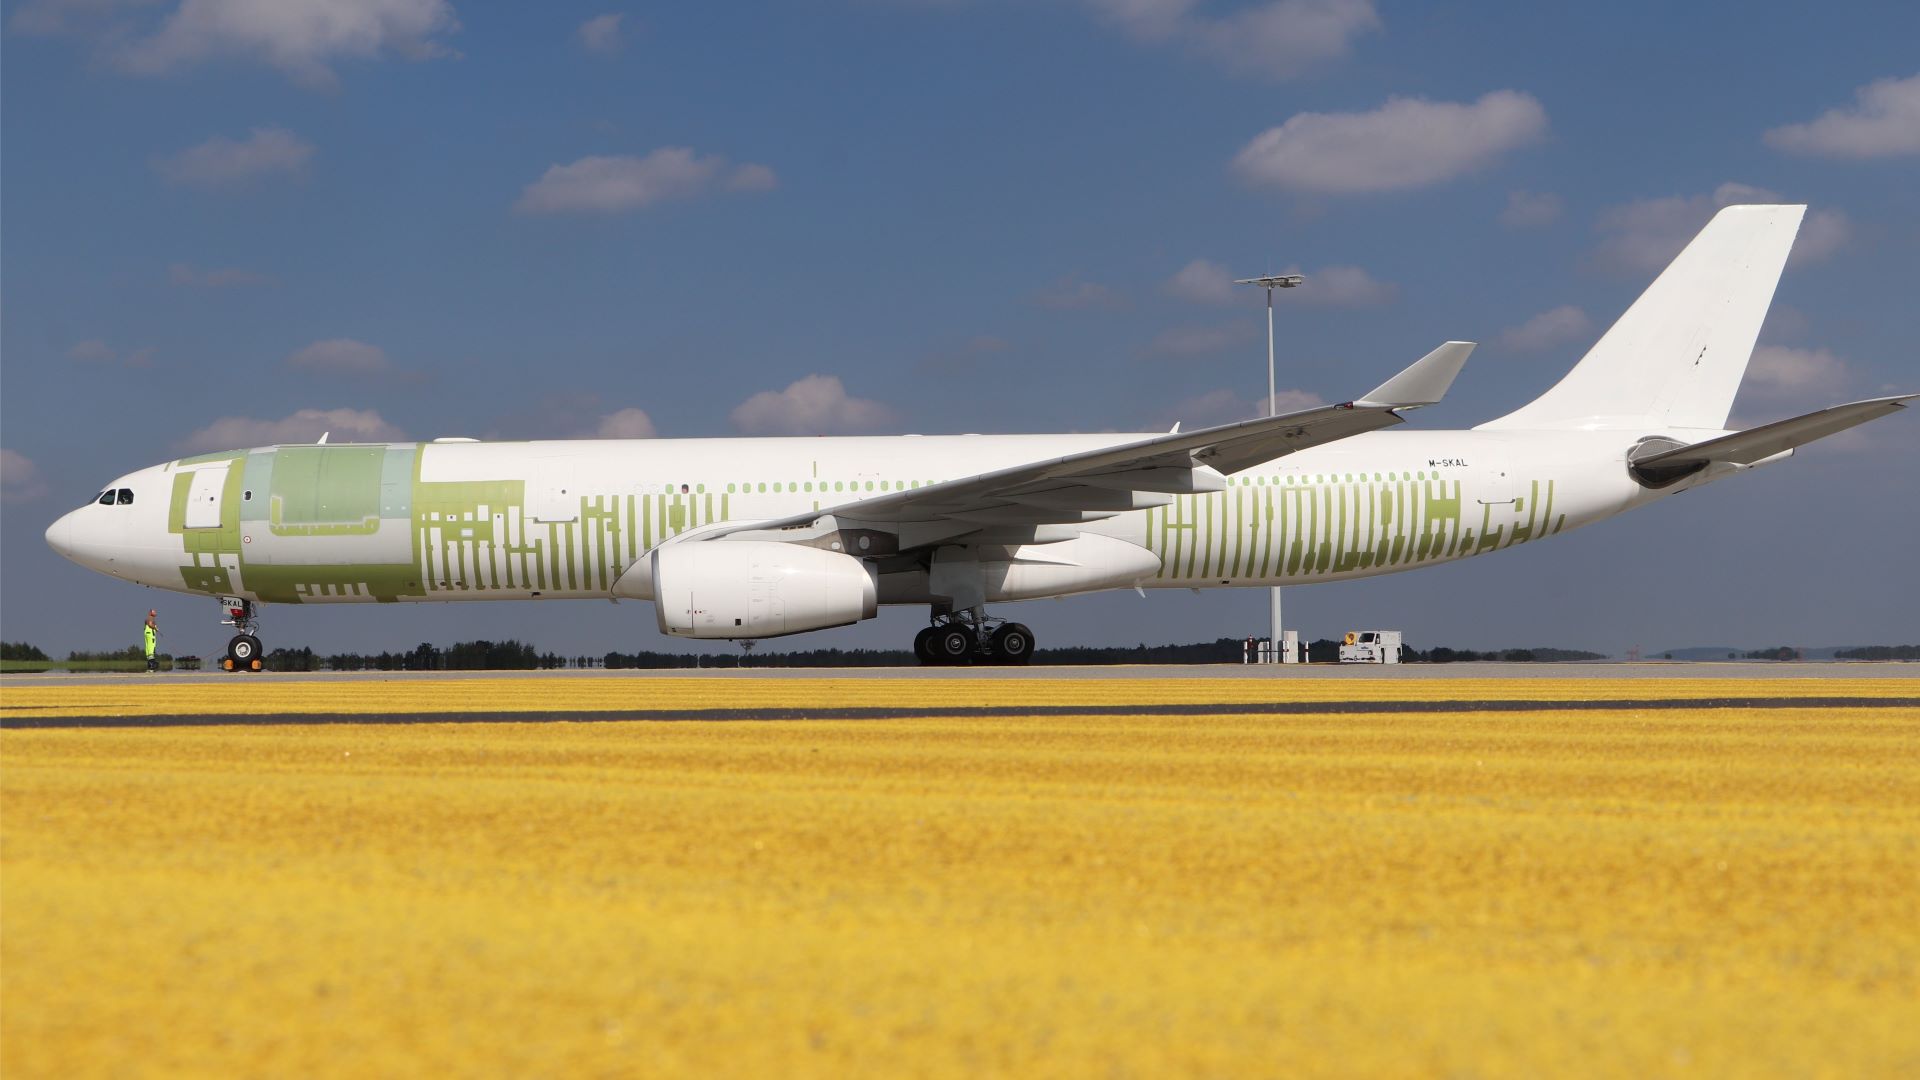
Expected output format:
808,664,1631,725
914,610,1035,667
219,597,263,673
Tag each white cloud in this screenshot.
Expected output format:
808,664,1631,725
67,339,117,363
1083,0,1379,79
179,407,405,452
114,0,459,90
729,375,899,436
514,148,777,214
1743,346,1848,400
1281,264,1395,307
286,338,389,375
589,407,658,439
1031,274,1125,311
725,162,779,192
154,127,313,188
1155,387,1326,430
168,262,271,287
1142,320,1258,358
1165,259,1239,305
1495,305,1592,353
1764,73,1920,159
577,13,624,55
8,0,134,36
1759,304,1810,344
1499,189,1562,229
1593,183,1849,273
1233,90,1547,194
1168,261,1393,308
65,339,158,366
1793,209,1852,264
1,448,50,503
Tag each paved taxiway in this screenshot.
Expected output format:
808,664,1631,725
4,660,1914,688
3,665,1912,729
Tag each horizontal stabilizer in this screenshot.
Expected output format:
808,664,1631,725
1629,394,1915,488
1357,341,1474,408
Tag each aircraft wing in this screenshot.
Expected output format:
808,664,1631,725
706,341,1472,550
1629,393,1915,488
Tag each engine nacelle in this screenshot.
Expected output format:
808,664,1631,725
652,541,877,639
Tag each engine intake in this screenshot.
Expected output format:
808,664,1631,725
652,541,877,639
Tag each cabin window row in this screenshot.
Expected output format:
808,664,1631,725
1226,471,1439,486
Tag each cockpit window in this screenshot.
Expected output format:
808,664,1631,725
97,490,115,506
117,488,134,505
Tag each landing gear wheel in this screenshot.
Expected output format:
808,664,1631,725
227,634,262,672
914,626,940,666
988,623,1034,666
932,627,975,665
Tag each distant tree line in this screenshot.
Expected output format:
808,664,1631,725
603,639,1612,667
263,640,568,672
2,641,49,661
1412,645,1607,664
65,645,173,662
1835,645,1920,661
17,637,1911,672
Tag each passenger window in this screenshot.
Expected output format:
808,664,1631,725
117,489,134,505
98,491,115,506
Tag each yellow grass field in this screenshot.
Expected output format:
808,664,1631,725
4,676,1918,1077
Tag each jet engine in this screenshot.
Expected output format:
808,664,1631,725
652,541,877,639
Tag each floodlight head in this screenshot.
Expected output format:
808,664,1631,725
1234,274,1306,289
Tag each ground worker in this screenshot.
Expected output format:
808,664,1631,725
144,609,159,673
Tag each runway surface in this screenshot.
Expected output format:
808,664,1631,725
6,659,1915,689
4,669,1914,730
5,669,1916,1076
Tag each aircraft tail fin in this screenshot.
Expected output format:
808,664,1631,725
1478,203,1805,431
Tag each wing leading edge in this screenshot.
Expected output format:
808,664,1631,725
708,341,1474,550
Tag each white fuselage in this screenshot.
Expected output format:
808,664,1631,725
47,427,1679,610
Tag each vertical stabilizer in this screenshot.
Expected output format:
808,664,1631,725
1479,204,1805,431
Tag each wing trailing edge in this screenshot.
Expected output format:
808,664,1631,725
702,341,1474,551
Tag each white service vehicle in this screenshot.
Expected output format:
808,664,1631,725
1339,630,1403,664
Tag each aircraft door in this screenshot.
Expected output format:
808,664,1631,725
530,458,580,524
185,465,229,529
1474,456,1519,509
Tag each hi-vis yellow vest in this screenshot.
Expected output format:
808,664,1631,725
144,625,156,655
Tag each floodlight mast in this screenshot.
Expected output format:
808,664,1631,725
1234,272,1305,662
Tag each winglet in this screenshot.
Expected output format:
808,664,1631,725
1355,341,1474,409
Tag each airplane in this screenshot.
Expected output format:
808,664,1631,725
45,205,1913,669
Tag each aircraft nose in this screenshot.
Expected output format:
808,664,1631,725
45,512,76,560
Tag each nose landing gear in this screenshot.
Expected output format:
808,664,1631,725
914,609,1034,667
219,597,264,673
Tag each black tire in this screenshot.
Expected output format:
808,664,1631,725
228,634,261,665
988,623,1034,665
933,627,975,665
913,627,938,666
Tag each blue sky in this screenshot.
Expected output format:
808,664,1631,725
4,0,1917,658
